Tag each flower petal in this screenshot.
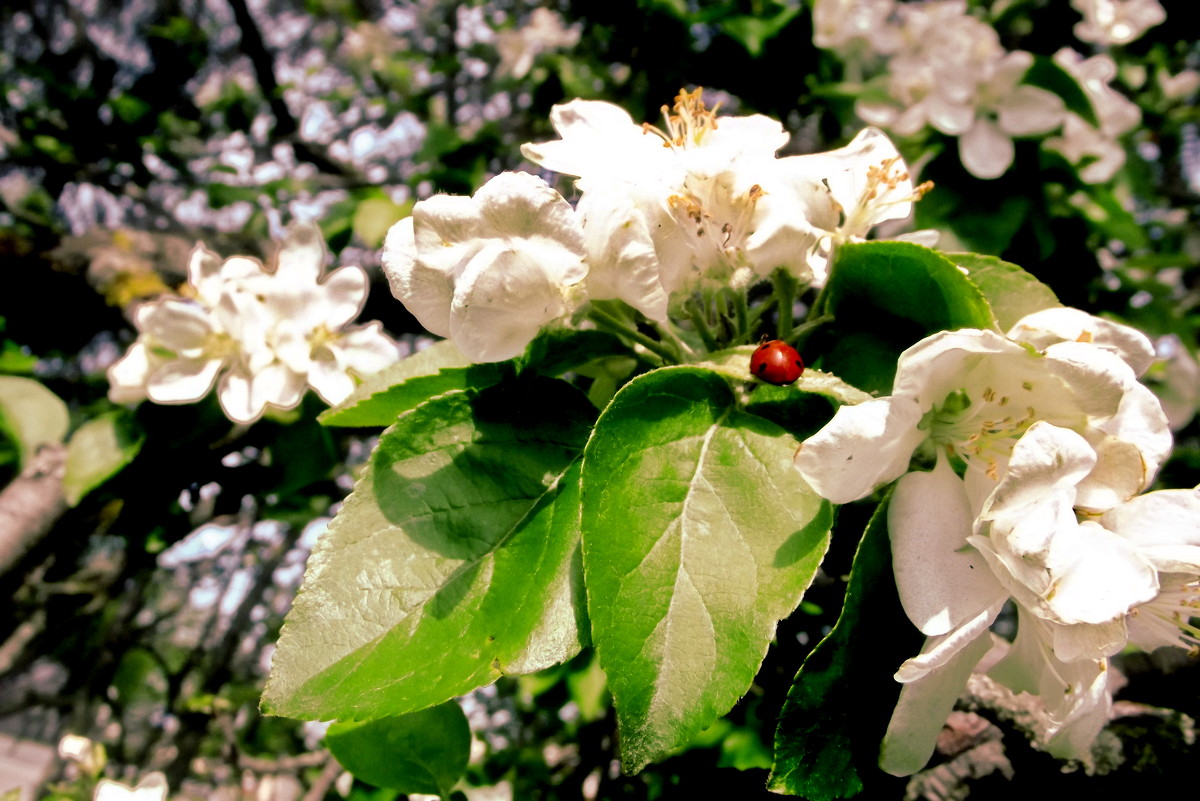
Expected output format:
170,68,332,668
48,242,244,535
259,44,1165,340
794,397,926,504
146,357,222,403
879,608,999,777
890,455,1007,636
959,118,1014,180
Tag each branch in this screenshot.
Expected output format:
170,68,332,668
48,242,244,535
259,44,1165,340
0,444,68,578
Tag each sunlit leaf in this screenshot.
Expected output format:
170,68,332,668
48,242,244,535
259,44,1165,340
63,411,144,506
0,376,69,468
581,366,832,772
262,377,595,720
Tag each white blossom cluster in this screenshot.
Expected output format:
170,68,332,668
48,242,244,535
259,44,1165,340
794,307,1197,773
812,0,1165,181
108,224,398,424
382,89,928,362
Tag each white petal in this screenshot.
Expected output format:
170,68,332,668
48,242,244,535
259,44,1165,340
333,322,400,375
879,616,998,777
317,265,369,329
382,215,453,337
136,299,213,355
217,368,259,424
1102,488,1200,572
959,119,1014,180
146,358,222,403
449,244,572,362
475,172,586,256
577,188,669,321
307,354,356,405
1077,382,1172,507
519,98,656,178
187,243,225,306
107,341,152,403
997,86,1064,136
1040,520,1157,627
1049,613,1129,661
890,456,1007,636
794,397,927,504
1007,307,1155,376
273,222,326,285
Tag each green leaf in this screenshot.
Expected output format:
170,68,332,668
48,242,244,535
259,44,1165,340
0,376,69,467
816,242,995,394
262,377,595,720
319,340,508,427
581,367,832,772
1023,54,1099,128
517,328,636,378
62,412,144,506
326,701,471,796
949,252,1061,331
768,493,921,799
698,347,872,407
353,197,412,249
719,6,801,57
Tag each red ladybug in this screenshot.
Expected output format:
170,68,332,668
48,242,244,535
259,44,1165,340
750,339,804,385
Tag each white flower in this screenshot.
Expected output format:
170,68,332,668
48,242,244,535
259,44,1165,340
881,422,1162,775
94,772,169,801
1100,486,1200,653
1045,49,1141,184
794,323,1170,510
812,0,900,56
382,171,588,362
495,8,581,79
108,226,397,422
1070,0,1165,46
246,224,399,406
521,91,837,293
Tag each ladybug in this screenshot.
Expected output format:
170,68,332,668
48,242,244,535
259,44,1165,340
750,338,804,385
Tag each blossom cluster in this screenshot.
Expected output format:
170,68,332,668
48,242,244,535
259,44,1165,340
383,89,928,362
794,307,1197,773
107,224,398,424
813,0,1163,181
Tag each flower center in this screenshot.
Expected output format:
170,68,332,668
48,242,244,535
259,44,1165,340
1129,574,1200,657
641,87,721,150
925,387,1038,480
839,156,933,240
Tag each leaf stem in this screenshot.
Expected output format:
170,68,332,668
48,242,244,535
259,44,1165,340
587,303,679,363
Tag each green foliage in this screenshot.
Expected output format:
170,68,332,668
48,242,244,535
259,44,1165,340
581,366,832,771
768,493,920,799
0,376,69,467
63,411,144,506
262,377,595,720
815,242,994,394
326,701,471,796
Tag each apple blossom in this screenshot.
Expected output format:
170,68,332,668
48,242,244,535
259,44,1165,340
94,772,169,801
794,324,1170,510
1044,49,1141,184
108,226,398,423
521,90,838,293
381,171,588,362
881,422,1164,775
1070,0,1165,46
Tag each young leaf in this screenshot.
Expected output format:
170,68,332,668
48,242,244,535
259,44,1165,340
325,701,471,796
262,377,595,720
63,411,144,506
950,252,1061,331
581,366,832,773
768,493,921,799
318,340,509,427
